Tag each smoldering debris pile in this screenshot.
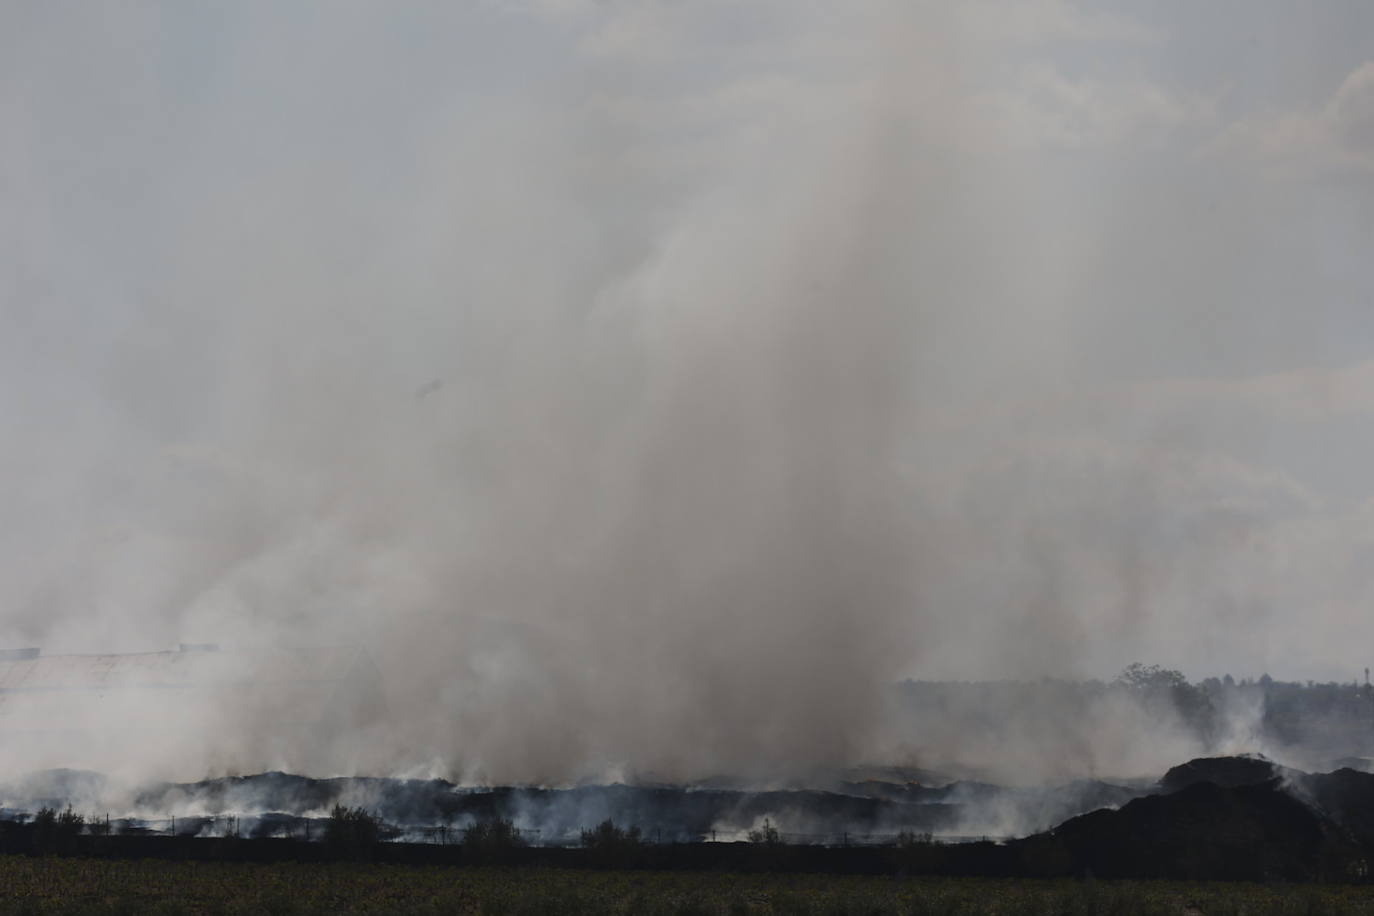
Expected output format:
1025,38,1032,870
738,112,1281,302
1018,756,1374,881
0,769,1146,846
10,755,1374,882
1023,780,1352,881
1157,753,1299,792
1155,753,1374,856
839,777,1142,837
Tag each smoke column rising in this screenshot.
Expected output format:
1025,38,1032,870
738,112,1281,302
3,2,1374,782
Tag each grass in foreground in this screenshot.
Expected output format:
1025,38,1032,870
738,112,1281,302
2,857,1374,915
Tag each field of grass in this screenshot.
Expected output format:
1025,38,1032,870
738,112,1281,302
3,857,1374,915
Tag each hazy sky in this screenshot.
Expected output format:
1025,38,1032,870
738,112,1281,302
3,1,1374,779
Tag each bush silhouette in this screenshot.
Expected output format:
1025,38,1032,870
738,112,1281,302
33,806,84,855
462,818,526,863
580,818,642,849
580,819,644,867
324,805,380,860
747,818,784,846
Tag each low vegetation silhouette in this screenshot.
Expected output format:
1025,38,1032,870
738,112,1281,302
580,819,645,867
32,806,84,856
323,805,380,860
461,817,527,863
747,818,784,846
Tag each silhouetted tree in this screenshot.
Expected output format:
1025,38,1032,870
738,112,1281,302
747,818,784,846
32,806,84,855
1116,663,1186,691
462,817,526,863
579,819,644,866
1116,663,1215,741
580,818,642,850
324,805,380,860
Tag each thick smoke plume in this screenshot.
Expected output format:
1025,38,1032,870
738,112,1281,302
3,2,1373,784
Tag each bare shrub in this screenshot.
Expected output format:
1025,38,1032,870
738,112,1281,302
579,818,643,850
33,806,84,855
324,805,380,860
579,819,644,867
462,817,527,863
747,818,784,846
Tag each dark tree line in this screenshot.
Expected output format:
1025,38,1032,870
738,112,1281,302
898,664,1374,763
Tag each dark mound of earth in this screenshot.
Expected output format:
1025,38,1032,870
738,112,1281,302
1331,757,1374,773
1159,755,1374,851
1004,755,1374,881
1158,753,1295,793
1017,778,1363,881
1292,767,1374,849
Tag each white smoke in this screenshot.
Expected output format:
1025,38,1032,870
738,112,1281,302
2,1,1373,784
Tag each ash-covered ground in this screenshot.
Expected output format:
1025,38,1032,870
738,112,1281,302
0,765,1147,845
11,753,1374,881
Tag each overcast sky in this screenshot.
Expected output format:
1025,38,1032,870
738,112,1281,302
3,0,1374,780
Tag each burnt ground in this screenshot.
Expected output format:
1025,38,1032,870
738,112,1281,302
4,756,1374,881
114,773,1135,843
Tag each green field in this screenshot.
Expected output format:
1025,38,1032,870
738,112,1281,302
3,857,1374,915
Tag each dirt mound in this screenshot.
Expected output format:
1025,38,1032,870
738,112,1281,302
1017,779,1362,881
1292,767,1374,849
1157,757,1374,853
1158,754,1293,793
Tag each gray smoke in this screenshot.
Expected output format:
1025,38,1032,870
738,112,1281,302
2,2,1373,785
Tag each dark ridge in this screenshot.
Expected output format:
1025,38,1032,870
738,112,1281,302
1158,754,1292,793
1291,767,1374,849
1018,779,1362,881
1332,757,1374,773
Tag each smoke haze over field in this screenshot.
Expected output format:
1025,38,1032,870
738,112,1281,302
2,2,1374,783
